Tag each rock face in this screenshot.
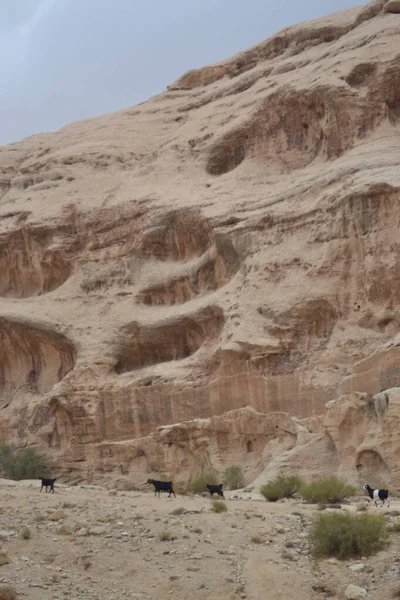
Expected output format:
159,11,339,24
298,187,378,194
1,2,400,488
252,388,400,490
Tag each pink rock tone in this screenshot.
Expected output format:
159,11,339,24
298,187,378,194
1,1,400,488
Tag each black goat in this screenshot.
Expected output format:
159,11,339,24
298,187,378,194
147,478,176,498
206,483,224,498
39,477,56,493
363,483,389,507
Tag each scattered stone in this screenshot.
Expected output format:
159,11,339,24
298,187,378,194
0,530,15,541
349,563,365,573
89,526,107,536
76,528,89,537
0,550,10,566
345,584,368,600
80,556,92,571
312,584,332,594
0,584,17,600
58,524,72,536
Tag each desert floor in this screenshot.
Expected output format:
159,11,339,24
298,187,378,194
0,479,399,600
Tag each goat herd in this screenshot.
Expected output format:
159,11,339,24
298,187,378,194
38,476,390,507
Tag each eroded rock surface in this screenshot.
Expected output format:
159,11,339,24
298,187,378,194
1,2,400,487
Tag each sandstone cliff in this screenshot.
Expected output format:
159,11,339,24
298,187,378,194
1,0,400,489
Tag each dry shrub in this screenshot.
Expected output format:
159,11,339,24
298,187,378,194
190,472,218,495
159,530,176,541
309,511,388,559
0,442,51,481
211,499,228,513
300,476,357,504
260,474,303,502
223,465,245,490
20,526,31,540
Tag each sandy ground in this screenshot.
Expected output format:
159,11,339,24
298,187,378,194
1,479,400,600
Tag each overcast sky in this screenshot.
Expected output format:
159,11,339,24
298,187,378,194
0,0,362,146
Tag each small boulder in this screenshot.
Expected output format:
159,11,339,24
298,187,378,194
345,584,368,600
0,584,17,600
58,524,72,536
89,526,107,536
0,550,9,566
349,563,365,573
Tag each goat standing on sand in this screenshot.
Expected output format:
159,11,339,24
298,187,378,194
205,483,225,498
39,477,56,493
364,483,389,507
147,478,176,498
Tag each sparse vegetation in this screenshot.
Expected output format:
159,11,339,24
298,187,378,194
250,534,263,544
300,476,357,504
260,474,304,502
170,507,186,516
190,472,219,495
81,556,92,571
20,526,31,540
159,530,176,541
388,521,400,533
211,499,228,513
309,511,388,559
0,442,50,481
191,527,202,534
224,465,245,490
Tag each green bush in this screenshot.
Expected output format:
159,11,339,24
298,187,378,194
0,442,50,481
224,465,245,490
300,476,357,504
260,474,304,502
309,511,388,559
211,499,228,513
190,472,219,495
